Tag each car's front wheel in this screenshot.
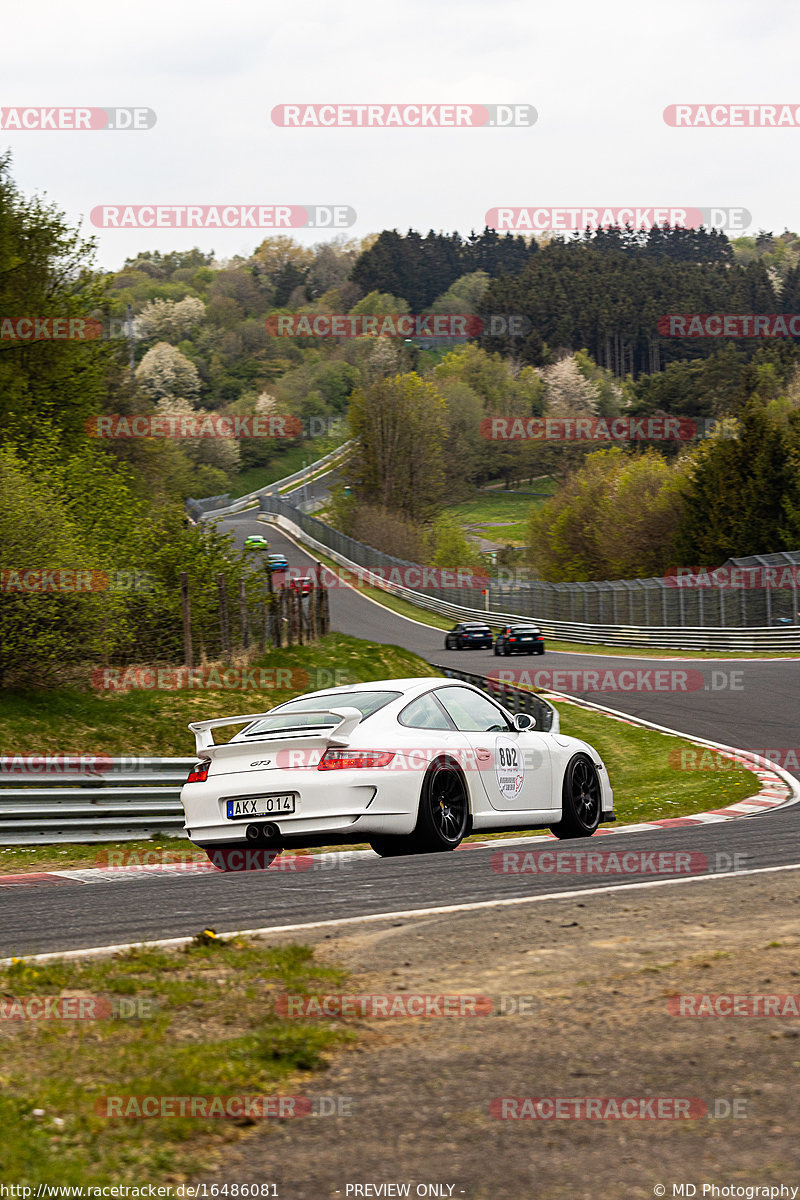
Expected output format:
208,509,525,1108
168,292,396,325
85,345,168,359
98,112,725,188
550,754,602,839
414,759,470,851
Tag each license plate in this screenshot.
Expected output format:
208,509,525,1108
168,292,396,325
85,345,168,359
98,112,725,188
226,794,296,819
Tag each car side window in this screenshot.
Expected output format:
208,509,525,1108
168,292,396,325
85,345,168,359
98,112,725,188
398,693,455,730
435,686,512,733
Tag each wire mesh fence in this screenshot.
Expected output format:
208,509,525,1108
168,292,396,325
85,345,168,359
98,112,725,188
259,495,800,630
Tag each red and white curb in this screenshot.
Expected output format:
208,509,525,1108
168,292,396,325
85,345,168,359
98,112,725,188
535,690,797,836
1,696,796,889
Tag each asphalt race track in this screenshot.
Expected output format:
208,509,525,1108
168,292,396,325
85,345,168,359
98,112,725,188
2,507,798,961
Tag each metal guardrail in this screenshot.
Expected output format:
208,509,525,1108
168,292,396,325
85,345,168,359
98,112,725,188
187,441,352,521
1,671,560,844
0,759,195,844
261,506,800,653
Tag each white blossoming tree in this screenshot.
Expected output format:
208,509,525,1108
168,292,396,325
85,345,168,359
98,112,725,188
136,342,202,402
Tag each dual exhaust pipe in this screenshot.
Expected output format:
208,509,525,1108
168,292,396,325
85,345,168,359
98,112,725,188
245,822,281,843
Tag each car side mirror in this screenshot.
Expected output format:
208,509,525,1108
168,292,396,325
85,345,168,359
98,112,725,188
513,712,535,731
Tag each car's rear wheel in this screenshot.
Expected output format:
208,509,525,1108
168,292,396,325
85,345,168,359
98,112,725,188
414,759,470,851
550,754,602,839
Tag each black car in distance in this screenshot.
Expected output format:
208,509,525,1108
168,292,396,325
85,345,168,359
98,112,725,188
444,622,494,650
493,624,545,655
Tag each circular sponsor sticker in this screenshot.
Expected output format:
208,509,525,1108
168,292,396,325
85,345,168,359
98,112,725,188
495,735,524,801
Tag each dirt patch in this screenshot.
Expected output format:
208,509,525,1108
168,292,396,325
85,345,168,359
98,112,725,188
192,870,800,1199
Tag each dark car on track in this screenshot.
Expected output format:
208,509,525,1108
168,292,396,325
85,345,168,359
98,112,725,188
444,622,494,651
493,624,545,655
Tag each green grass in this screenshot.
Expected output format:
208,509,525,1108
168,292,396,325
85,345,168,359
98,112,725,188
0,635,436,758
553,702,758,823
442,488,553,546
227,434,347,500
0,939,351,1185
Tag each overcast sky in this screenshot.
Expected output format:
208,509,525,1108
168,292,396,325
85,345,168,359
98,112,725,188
2,0,797,270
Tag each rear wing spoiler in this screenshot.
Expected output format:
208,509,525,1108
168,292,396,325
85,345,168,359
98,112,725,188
187,707,364,755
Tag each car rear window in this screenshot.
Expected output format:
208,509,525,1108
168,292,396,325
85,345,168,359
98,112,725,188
239,690,400,737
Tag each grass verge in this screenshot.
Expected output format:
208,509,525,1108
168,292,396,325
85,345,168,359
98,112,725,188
442,489,554,545
0,635,436,758
0,938,350,1185
227,435,346,500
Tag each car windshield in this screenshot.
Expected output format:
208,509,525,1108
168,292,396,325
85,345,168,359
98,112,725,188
239,690,401,737
511,627,540,634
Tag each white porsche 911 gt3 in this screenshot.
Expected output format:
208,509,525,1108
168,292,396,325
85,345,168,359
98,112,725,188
180,677,614,861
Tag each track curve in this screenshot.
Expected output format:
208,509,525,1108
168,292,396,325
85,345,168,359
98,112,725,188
2,508,798,960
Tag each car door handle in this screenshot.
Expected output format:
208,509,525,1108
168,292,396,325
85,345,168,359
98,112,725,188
475,749,493,761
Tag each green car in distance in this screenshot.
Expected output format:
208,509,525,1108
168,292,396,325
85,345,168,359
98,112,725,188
243,534,270,551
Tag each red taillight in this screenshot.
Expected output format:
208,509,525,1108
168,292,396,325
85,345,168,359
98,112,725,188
186,760,211,784
509,637,517,642
317,750,396,771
